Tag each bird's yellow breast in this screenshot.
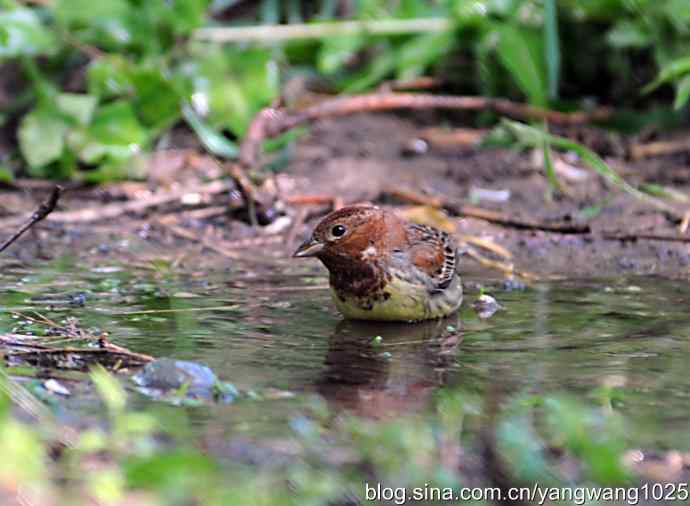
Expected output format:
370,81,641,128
331,272,462,322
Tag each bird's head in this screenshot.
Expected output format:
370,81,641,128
293,205,395,263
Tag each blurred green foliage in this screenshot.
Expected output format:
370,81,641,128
0,0,688,181
0,367,639,505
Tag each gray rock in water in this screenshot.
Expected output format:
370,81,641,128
133,358,218,395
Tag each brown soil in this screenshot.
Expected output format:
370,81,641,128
1,112,690,281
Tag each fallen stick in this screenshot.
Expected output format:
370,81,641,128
46,180,228,224
452,204,590,234
385,187,591,234
601,232,690,243
7,348,153,371
0,186,62,254
629,138,690,160
240,93,612,168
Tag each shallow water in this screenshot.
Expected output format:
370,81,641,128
1,255,689,449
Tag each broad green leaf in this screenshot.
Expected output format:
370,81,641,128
124,450,218,489
54,0,129,25
57,93,98,125
673,74,690,110
343,42,397,93
184,46,278,136
70,101,147,163
87,55,133,98
495,25,547,106
663,0,690,28
80,158,146,183
232,48,280,119
0,418,45,484
182,104,238,159
163,0,209,34
0,166,13,184
129,67,181,131
497,415,560,484
544,397,629,484
89,101,147,148
0,8,57,58
54,0,133,53
606,20,650,48
91,365,126,414
644,56,690,94
18,108,66,170
396,31,453,81
317,35,366,75
451,0,520,24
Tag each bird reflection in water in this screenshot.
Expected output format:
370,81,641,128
316,316,462,419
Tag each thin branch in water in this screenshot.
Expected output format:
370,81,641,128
0,186,62,254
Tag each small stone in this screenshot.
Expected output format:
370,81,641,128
44,379,70,396
401,138,429,156
472,294,502,319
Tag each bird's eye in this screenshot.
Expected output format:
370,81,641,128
331,224,347,238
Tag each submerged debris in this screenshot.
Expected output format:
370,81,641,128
132,358,236,403
472,294,503,319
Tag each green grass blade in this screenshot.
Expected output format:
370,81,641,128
502,120,681,216
543,0,560,101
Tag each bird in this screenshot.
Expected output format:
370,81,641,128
293,205,462,322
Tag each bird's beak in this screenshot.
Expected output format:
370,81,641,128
293,239,325,258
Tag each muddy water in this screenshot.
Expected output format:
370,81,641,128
1,256,689,449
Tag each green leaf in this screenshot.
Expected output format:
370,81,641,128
544,397,629,484
57,93,98,125
606,20,650,49
343,42,397,93
0,166,14,184
182,104,238,159
124,450,218,489
18,108,67,170
162,0,209,35
317,35,366,75
129,67,181,131
54,0,129,25
495,25,547,106
70,101,147,164
673,74,690,110
0,8,57,58
184,46,279,136
80,158,146,183
644,56,690,94
0,25,8,46
87,56,133,98
395,31,453,81
91,365,126,415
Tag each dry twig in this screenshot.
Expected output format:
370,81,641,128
240,93,612,169
29,180,229,224
0,186,62,254
601,231,690,243
385,187,591,234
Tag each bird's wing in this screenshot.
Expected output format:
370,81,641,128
405,223,457,290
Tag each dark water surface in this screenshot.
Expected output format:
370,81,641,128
1,256,689,449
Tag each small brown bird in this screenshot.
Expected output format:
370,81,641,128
293,205,462,322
